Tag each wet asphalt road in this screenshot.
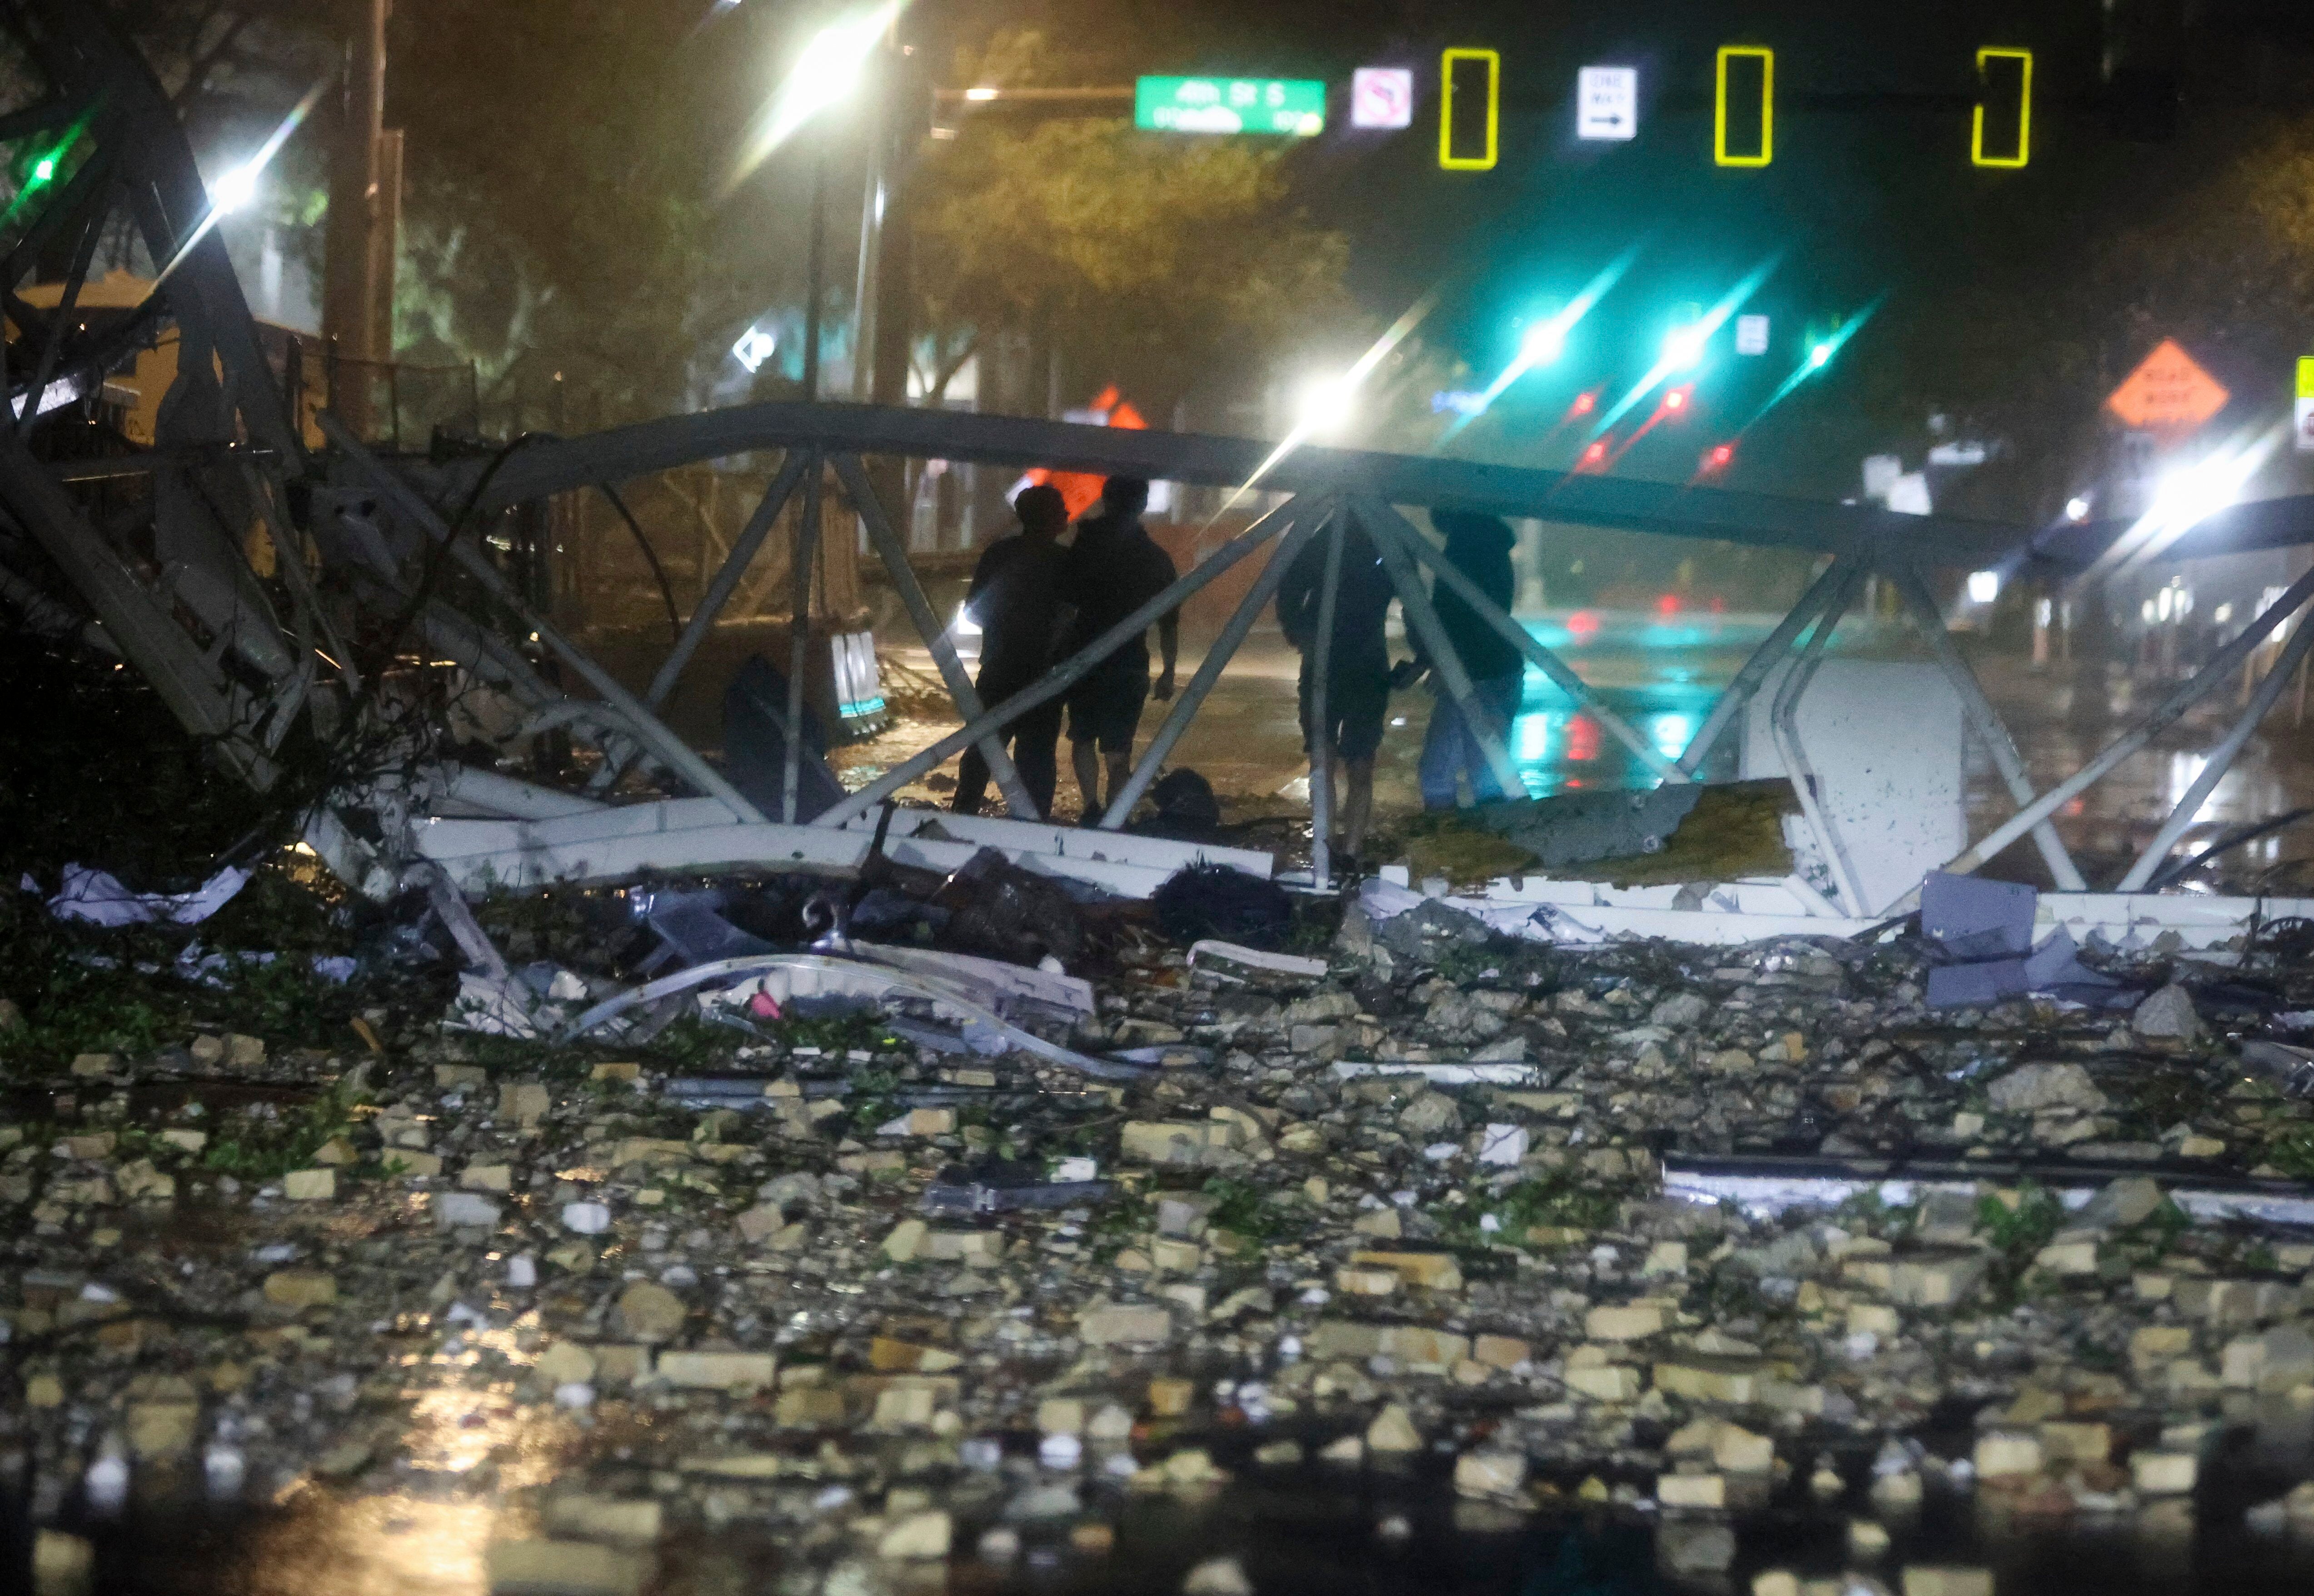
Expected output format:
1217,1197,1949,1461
863,610,2314,890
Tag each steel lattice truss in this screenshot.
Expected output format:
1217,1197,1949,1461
3,0,2311,917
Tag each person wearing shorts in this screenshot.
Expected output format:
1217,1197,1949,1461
1056,477,1177,818
951,484,1069,817
1276,520,1400,862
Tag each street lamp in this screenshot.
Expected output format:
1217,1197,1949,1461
734,2,900,177
731,2,902,401
209,161,260,214
1296,372,1356,438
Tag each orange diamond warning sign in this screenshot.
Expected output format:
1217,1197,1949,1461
2105,339,2229,434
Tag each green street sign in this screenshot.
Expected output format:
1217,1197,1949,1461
1134,76,1326,136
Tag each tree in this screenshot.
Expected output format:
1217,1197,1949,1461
1835,109,2314,525
911,114,1351,421
101,0,336,129
386,0,755,430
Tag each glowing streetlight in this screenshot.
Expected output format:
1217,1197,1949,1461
2150,457,2244,529
209,161,260,214
1296,372,1356,438
2065,495,2091,522
1662,323,1706,370
1967,570,2000,604
726,3,904,403
149,76,327,292
1807,340,1833,368
728,1,901,188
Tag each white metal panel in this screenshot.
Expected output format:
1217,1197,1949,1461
413,798,1179,898
850,808,1275,879
417,820,869,894
437,766,608,820
2038,892,2314,952
1740,659,1965,917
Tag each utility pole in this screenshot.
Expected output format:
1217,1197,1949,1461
322,0,400,441
849,35,885,403
802,138,828,403
863,26,928,541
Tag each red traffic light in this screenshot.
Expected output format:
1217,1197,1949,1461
1579,440,1607,466
1662,384,1692,414
1706,442,1733,468
1571,390,1596,415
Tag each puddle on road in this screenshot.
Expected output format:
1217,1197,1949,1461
35,1473,2314,1596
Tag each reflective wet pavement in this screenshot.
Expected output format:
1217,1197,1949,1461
39,1419,2314,1596
861,609,2314,890
32,614,2314,1596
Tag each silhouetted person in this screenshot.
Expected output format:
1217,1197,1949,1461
1415,511,1522,808
1277,521,1398,861
951,484,1069,817
1057,476,1177,819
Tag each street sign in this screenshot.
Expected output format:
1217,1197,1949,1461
1576,66,1638,140
1135,77,1325,135
1351,67,1413,130
729,325,776,374
1734,313,1769,355
2105,338,2228,434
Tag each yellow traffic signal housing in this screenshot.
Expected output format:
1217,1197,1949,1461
1714,46,1773,166
1972,48,2032,167
1439,47,1500,170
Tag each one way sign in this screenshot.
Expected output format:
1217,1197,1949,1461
1576,66,1637,141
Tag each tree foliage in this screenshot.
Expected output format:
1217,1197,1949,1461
387,0,744,428
913,114,1352,418
1846,111,2314,522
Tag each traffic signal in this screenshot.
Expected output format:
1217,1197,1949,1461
1439,48,1499,170
1972,49,2031,168
1714,46,1773,167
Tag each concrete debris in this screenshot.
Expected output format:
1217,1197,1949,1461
2134,982,2205,1041
11,846,2314,1591
24,2,2314,1581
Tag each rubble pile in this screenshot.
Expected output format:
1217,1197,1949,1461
7,875,2314,1594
